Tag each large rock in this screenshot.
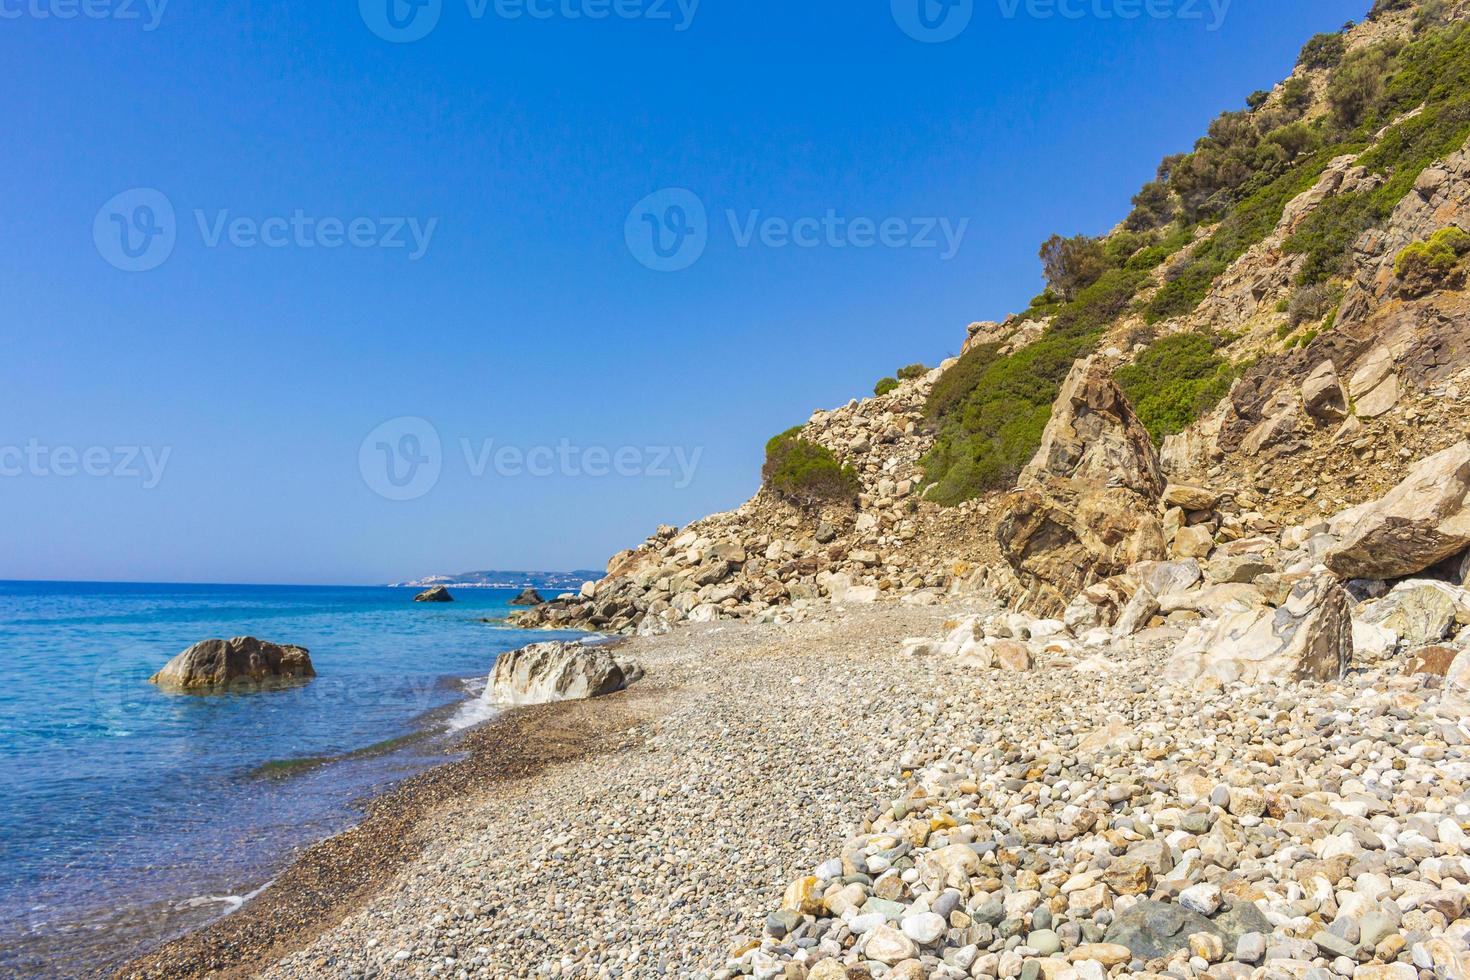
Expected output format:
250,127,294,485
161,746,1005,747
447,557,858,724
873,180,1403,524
1301,360,1349,424
486,641,636,706
997,358,1167,616
1019,356,1164,497
415,586,455,603
509,587,546,606
1164,574,1353,685
1104,900,1270,962
150,636,315,692
1326,441,1470,579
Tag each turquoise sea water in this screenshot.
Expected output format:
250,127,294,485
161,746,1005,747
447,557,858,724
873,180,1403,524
0,581,576,978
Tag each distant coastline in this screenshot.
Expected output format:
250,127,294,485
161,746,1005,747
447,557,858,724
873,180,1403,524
387,569,601,591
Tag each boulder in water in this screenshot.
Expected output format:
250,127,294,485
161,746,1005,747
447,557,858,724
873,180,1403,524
150,637,315,693
509,587,546,606
415,586,455,603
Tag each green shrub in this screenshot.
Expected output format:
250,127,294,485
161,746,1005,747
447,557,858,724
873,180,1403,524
1395,226,1470,283
1115,333,1240,445
763,429,859,506
874,377,899,397
1327,42,1402,130
1280,77,1314,113
1299,32,1348,71
896,363,928,380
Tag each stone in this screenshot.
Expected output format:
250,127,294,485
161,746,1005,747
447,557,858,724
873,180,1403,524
1361,580,1467,646
1165,574,1353,685
509,587,546,606
1163,484,1219,511
414,586,455,602
1173,526,1214,559
1103,901,1219,961
901,912,946,945
1326,441,1470,580
149,636,315,692
993,640,1035,672
1236,932,1267,965
1179,883,1222,917
996,357,1167,616
863,924,918,965
1206,553,1274,585
1114,589,1161,637
1302,360,1349,424
485,642,636,705
1406,646,1460,677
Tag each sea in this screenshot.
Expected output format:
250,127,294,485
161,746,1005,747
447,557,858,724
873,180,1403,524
0,580,581,978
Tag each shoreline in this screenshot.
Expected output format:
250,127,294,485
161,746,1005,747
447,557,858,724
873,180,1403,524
115,599,977,979
117,664,664,979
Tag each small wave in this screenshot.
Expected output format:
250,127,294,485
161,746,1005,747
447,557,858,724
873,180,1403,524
175,880,273,917
445,692,498,732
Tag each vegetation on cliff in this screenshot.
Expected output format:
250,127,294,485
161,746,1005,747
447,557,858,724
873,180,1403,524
917,6,1470,505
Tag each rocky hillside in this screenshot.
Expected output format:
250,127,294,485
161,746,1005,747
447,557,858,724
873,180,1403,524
513,0,1470,639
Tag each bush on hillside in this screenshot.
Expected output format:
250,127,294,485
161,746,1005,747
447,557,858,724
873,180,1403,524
1395,226,1470,290
762,429,860,507
1115,333,1240,445
896,363,928,380
874,377,899,397
1299,32,1348,71
1039,234,1109,300
1327,42,1402,129
1288,283,1343,326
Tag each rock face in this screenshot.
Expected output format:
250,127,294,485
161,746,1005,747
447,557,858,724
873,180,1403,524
1165,574,1353,685
415,586,455,603
1325,441,1470,580
997,357,1167,616
486,641,637,706
509,588,546,606
149,637,315,692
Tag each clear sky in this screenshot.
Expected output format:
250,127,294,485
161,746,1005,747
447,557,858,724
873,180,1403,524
2,0,1367,585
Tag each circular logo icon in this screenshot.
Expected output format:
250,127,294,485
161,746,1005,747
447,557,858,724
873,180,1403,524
625,188,708,273
360,0,442,42
90,644,164,734
359,417,442,501
891,0,973,43
93,188,177,272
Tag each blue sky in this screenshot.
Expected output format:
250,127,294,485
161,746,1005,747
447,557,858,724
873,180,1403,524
1,0,1366,585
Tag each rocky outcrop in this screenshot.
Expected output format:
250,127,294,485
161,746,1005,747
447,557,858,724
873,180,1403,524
997,357,1167,616
149,637,315,692
1301,360,1348,424
1325,440,1470,579
510,588,545,606
1164,574,1353,685
485,641,640,706
415,586,455,603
